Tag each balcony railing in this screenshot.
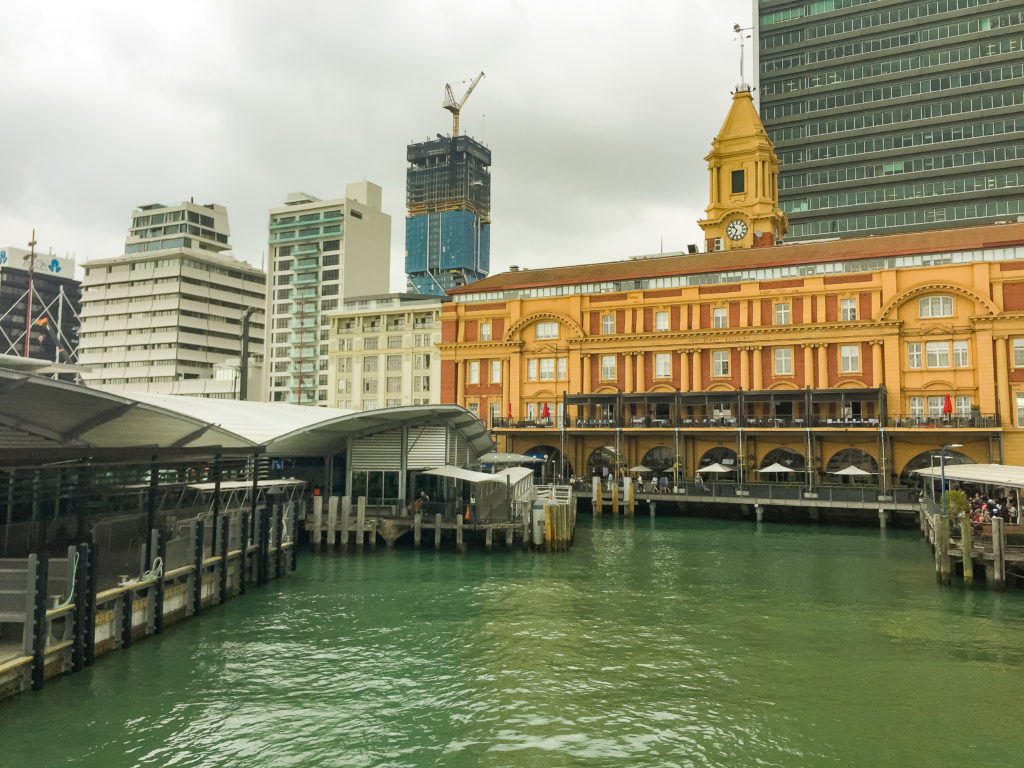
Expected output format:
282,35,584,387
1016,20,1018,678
491,413,1001,430
887,414,998,428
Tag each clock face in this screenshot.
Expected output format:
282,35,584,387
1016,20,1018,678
726,219,748,241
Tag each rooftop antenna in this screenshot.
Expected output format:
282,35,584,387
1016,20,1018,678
733,23,753,92
443,71,485,136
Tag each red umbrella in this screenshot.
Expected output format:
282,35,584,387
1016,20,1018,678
541,402,550,419
507,402,512,419
943,393,953,416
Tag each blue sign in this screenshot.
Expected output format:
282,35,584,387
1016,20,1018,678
48,258,61,273
0,250,6,264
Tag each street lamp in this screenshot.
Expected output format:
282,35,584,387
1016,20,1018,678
940,443,963,516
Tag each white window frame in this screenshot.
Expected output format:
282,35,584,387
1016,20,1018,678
539,358,555,381
527,359,538,380
775,302,790,325
925,341,949,368
655,311,669,331
601,314,615,335
712,350,730,377
840,298,857,321
907,342,922,369
1014,338,1024,367
909,396,924,418
955,396,971,417
713,307,728,329
919,295,953,318
927,396,944,417
480,322,491,341
600,355,616,380
655,353,671,378
952,340,969,367
536,321,559,340
526,402,537,421
840,344,860,373
490,360,501,383
1017,393,1024,427
774,347,792,375
468,360,479,384
557,357,567,380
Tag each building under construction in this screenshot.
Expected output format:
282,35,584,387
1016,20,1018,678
0,246,80,366
405,74,491,295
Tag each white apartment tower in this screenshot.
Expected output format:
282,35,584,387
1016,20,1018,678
267,181,391,405
327,293,445,411
78,201,266,398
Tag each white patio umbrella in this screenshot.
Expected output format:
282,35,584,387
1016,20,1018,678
697,462,734,474
629,465,653,473
758,462,795,473
830,465,875,476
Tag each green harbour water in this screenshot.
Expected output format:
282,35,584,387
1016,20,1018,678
4,516,1024,767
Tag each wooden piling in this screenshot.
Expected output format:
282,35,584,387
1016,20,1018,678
414,512,422,548
435,513,442,551
878,508,887,530
456,514,465,554
755,504,763,523
312,496,323,553
356,496,366,554
626,478,635,519
992,516,1006,588
959,516,974,586
592,476,602,515
506,523,514,548
649,501,656,518
544,504,552,552
340,496,352,553
935,515,951,585
611,482,619,516
326,496,339,551
485,526,493,553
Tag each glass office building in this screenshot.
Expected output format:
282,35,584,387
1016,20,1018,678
757,0,1024,241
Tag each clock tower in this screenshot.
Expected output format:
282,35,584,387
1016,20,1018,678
697,86,788,252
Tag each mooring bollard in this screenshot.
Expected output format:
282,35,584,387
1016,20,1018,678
935,515,951,585
992,516,1006,588
356,496,366,554
312,495,323,554
960,516,974,586
327,496,339,551
340,496,352,553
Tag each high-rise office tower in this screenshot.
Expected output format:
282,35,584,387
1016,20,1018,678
79,201,266,398
405,135,491,295
0,246,80,365
757,0,1024,241
266,182,391,405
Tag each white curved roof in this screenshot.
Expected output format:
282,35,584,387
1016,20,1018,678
0,369,493,462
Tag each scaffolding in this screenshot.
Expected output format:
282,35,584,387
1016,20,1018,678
406,135,491,218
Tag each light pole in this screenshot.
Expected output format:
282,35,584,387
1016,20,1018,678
940,443,963,516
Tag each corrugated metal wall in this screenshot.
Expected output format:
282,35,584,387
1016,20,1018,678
407,426,447,469
350,430,403,470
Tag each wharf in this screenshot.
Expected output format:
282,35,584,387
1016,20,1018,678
305,487,576,554
921,500,1024,588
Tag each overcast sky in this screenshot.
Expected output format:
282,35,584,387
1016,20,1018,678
1,0,756,289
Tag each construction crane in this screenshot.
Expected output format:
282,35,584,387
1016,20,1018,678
443,71,485,137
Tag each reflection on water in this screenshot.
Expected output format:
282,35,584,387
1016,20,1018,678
3,517,1024,767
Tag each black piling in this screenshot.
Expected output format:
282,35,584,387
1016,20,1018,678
151,529,165,635
120,590,133,649
29,554,48,691
218,515,229,604
239,512,249,595
192,519,204,614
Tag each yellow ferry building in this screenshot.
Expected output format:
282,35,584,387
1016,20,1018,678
437,88,1024,490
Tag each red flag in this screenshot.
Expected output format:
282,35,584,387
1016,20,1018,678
943,393,953,415
541,402,550,419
